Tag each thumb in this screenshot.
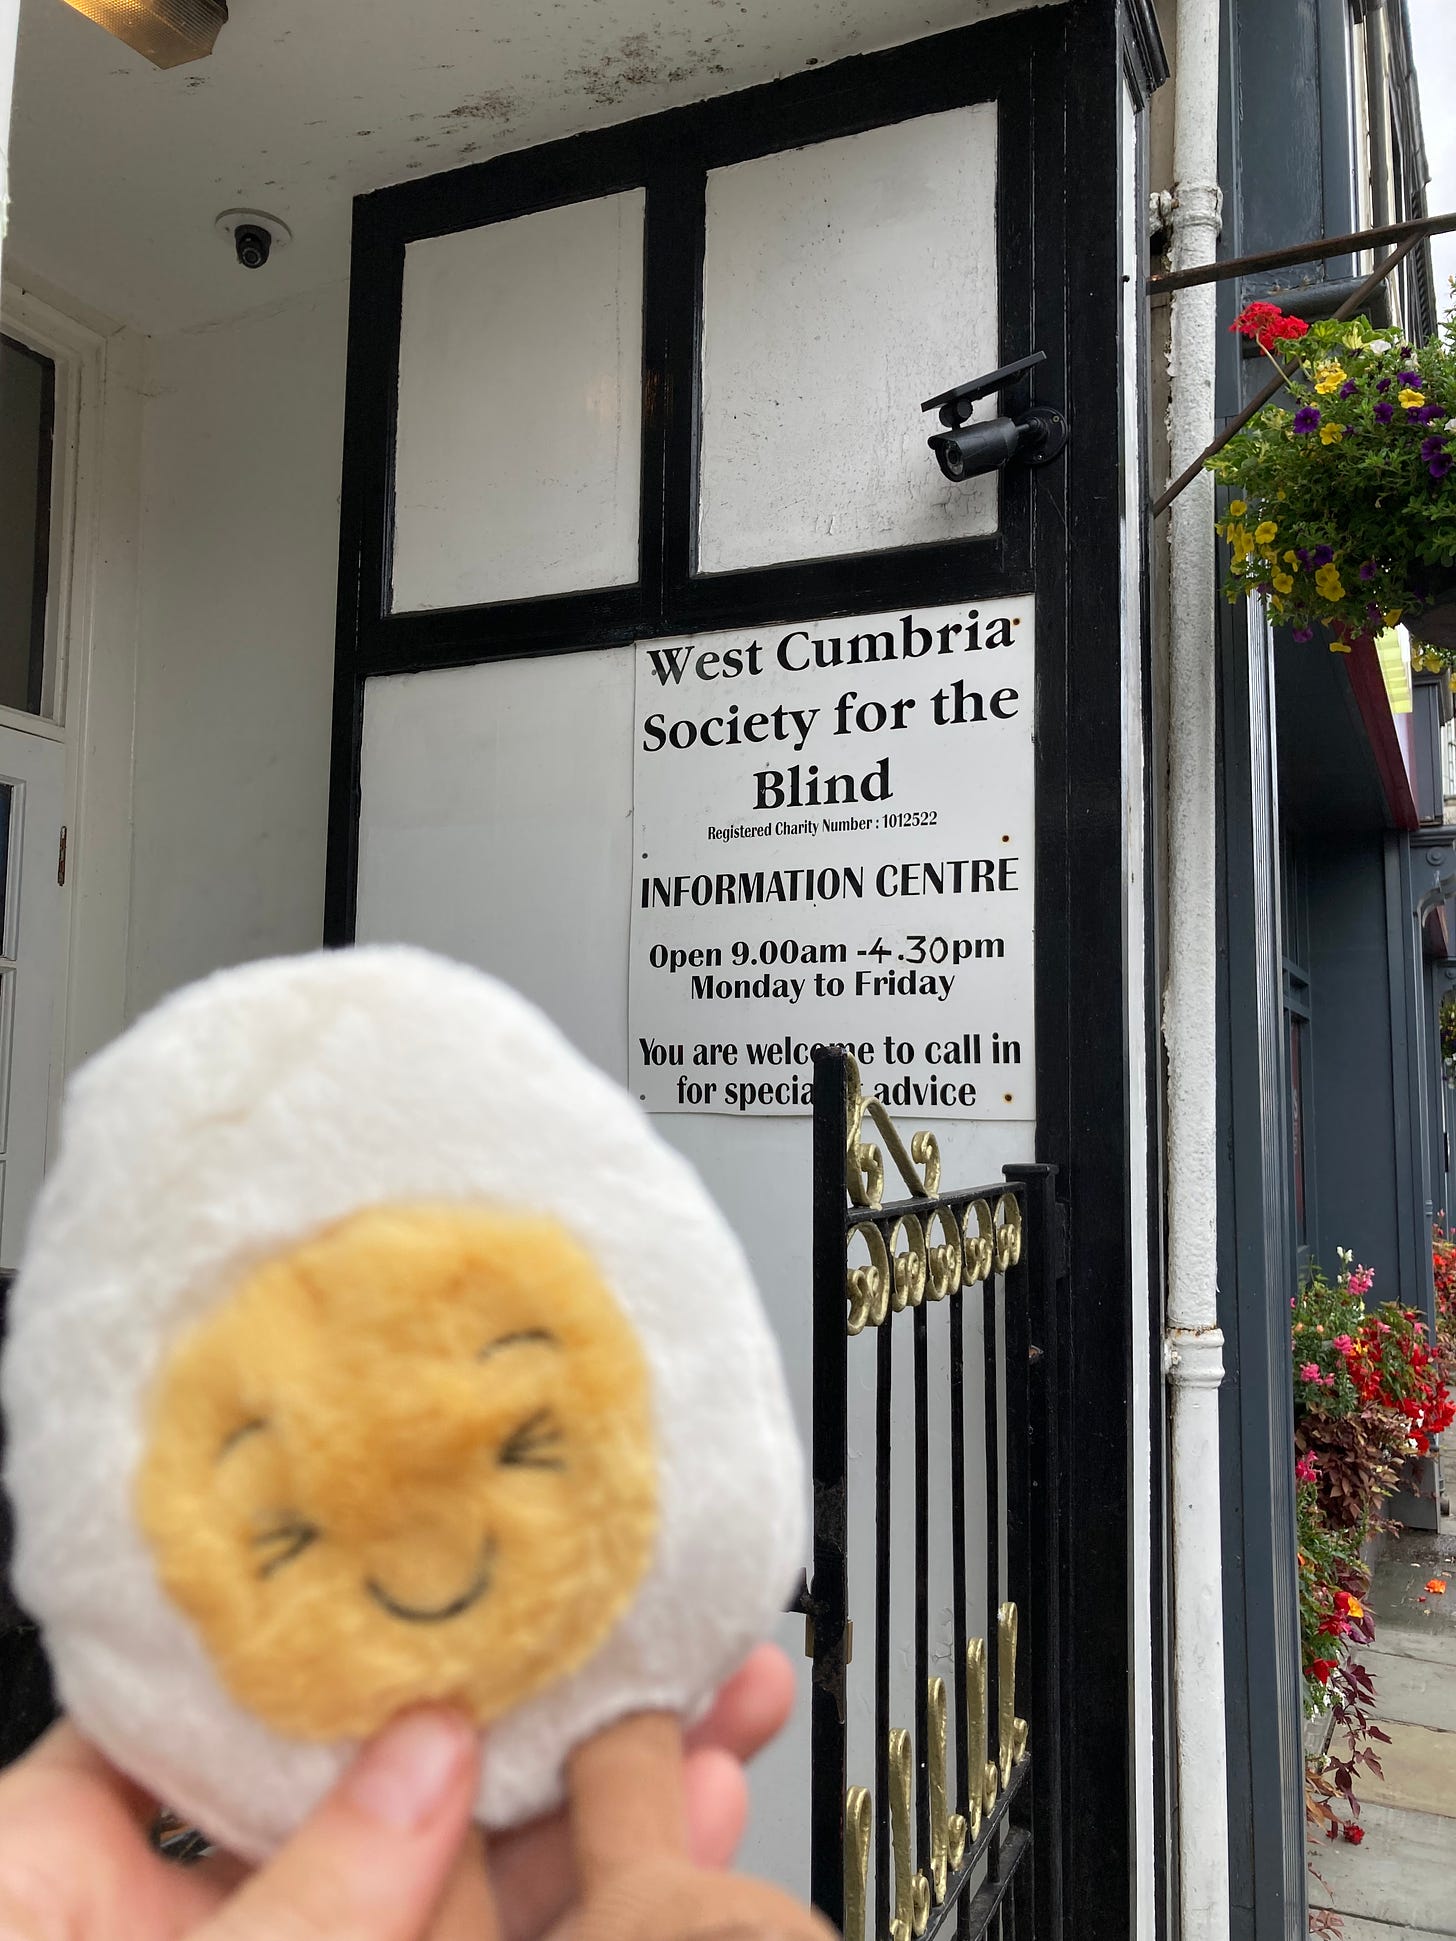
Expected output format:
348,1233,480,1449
196,1709,485,1941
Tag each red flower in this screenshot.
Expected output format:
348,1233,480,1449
1230,301,1311,351
1309,1658,1338,1684
1342,1825,1365,1845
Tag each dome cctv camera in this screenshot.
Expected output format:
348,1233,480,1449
234,224,272,270
214,209,293,272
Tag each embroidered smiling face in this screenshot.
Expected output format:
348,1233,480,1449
135,1204,658,1742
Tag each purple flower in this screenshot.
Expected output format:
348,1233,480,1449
1339,380,1359,399
1431,451,1454,479
1359,560,1377,581
1418,403,1445,425
1312,544,1335,567
1293,626,1314,642
1422,436,1448,462
1376,378,1392,393
1297,547,1313,566
1294,406,1322,434
1399,369,1421,386
1375,401,1396,424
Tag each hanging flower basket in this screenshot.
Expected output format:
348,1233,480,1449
1207,303,1456,673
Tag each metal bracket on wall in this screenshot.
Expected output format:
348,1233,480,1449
1149,208,1456,518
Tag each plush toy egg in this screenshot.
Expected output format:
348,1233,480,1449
1,947,804,1860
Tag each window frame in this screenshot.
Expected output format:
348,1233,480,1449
0,332,57,723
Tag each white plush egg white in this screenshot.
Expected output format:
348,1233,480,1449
1,947,805,1860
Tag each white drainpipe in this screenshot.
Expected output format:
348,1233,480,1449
0,0,17,281
1162,0,1230,1937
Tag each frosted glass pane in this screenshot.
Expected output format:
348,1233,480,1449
356,653,636,1077
698,107,999,573
392,191,644,612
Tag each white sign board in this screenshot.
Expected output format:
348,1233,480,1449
629,598,1035,1116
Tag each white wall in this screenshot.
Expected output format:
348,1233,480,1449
0,0,18,280
124,286,346,1017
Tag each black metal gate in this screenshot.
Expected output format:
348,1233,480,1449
803,1047,1062,1941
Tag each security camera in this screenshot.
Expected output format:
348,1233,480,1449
922,351,1068,484
234,223,272,270
214,209,293,271
928,417,1025,482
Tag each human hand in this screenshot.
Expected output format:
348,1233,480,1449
0,1644,801,1941
551,1707,839,1941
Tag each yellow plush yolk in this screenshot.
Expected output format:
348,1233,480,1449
135,1205,658,1741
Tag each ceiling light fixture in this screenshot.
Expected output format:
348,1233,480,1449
57,0,228,70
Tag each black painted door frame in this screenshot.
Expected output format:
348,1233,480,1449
325,7,1168,1937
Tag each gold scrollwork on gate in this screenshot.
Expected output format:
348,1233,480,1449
966,1634,999,1822
993,1193,1023,1272
961,1199,996,1285
838,1057,1025,1333
842,1630,1030,1934
926,1677,967,1903
846,1221,891,1335
965,1637,987,1840
843,1784,871,1941
925,1205,962,1300
888,1215,927,1312
842,1054,942,1210
998,1602,1030,1783
888,1727,932,1941
910,1128,942,1197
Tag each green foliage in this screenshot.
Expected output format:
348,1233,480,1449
1208,309,1456,666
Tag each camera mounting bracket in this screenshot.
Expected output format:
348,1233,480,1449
921,351,1047,429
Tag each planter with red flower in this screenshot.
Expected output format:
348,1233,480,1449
1291,1249,1454,1856
1208,304,1456,667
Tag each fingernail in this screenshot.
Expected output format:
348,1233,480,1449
344,1710,476,1831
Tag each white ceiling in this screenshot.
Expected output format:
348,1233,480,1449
9,0,1039,335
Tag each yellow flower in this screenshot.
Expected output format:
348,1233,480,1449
1228,500,1247,517
1346,1595,1365,1620
1255,520,1278,545
1283,551,1299,565
1314,362,1347,395
1385,609,1403,627
1272,571,1295,594
1270,596,1285,614
1329,640,1352,653
1319,423,1345,445
1315,563,1345,601
1399,388,1426,409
